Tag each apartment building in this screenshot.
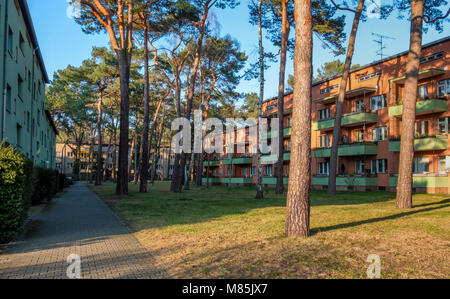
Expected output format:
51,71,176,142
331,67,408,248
0,0,57,168
202,36,450,194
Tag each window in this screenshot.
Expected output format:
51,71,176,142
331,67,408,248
286,117,292,128
26,112,30,132
372,127,387,141
413,157,430,173
264,165,272,176
7,27,13,54
354,129,364,143
355,160,365,175
6,85,11,112
415,120,429,137
418,85,429,99
251,166,257,176
438,156,450,174
16,124,22,148
56,163,61,169
371,95,387,111
28,71,31,90
438,79,450,97
355,100,365,112
438,117,450,134
18,75,23,99
371,159,387,174
359,72,382,82
266,104,277,111
19,33,25,55
318,108,330,120
319,135,330,148
320,85,338,94
318,162,329,175
420,52,444,64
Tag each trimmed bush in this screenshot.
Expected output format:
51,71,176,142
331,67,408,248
32,167,58,205
0,144,33,244
58,173,66,191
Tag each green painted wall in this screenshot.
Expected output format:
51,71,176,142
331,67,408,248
388,99,447,117
389,137,448,152
0,0,56,168
313,143,378,158
313,176,378,187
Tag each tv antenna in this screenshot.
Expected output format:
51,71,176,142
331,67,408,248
372,33,396,61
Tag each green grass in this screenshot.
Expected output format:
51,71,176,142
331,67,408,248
90,182,450,279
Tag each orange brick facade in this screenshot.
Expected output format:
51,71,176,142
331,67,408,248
203,36,450,194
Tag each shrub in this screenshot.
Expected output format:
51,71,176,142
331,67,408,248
0,144,33,244
32,167,58,205
58,173,66,191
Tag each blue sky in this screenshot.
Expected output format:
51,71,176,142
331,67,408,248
28,0,448,102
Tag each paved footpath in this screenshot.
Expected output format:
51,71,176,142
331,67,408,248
0,183,168,279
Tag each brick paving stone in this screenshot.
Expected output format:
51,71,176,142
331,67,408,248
0,183,169,279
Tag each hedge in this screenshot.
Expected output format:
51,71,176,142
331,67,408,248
32,167,59,205
0,144,33,244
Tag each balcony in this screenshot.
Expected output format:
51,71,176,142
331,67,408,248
389,136,447,152
313,175,378,187
261,153,291,164
389,175,448,188
313,112,378,131
262,177,289,185
222,177,253,184
313,142,378,158
262,128,292,139
389,99,447,117
202,178,221,184
204,160,220,167
222,157,253,165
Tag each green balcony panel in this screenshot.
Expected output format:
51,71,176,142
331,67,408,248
202,178,221,184
313,148,331,158
204,161,220,167
222,159,233,165
222,177,253,184
313,143,378,158
261,153,291,164
232,157,253,164
338,143,378,156
341,112,378,127
262,177,289,185
313,112,378,131
389,175,448,188
284,128,292,136
313,176,378,187
389,99,447,117
389,136,447,152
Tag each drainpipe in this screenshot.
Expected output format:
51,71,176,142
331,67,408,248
1,0,9,141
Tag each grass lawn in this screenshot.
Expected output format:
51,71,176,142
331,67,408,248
90,182,450,279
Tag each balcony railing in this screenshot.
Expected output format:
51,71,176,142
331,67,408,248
389,98,447,117
313,111,378,131
313,142,378,158
389,174,447,188
389,135,447,152
204,160,220,167
222,177,253,184
313,175,378,187
222,157,253,165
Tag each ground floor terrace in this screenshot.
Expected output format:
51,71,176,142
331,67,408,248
201,135,450,194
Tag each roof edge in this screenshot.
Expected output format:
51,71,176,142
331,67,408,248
18,0,49,83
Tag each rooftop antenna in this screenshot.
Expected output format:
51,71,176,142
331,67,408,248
372,33,396,61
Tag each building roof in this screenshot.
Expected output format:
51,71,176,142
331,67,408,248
263,35,450,104
17,0,49,83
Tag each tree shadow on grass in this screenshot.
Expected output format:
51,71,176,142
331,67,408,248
311,202,450,235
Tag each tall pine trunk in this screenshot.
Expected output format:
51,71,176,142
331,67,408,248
95,91,103,186
328,0,365,195
276,0,291,195
255,0,264,200
139,26,151,192
396,0,424,209
116,49,131,195
285,0,312,238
